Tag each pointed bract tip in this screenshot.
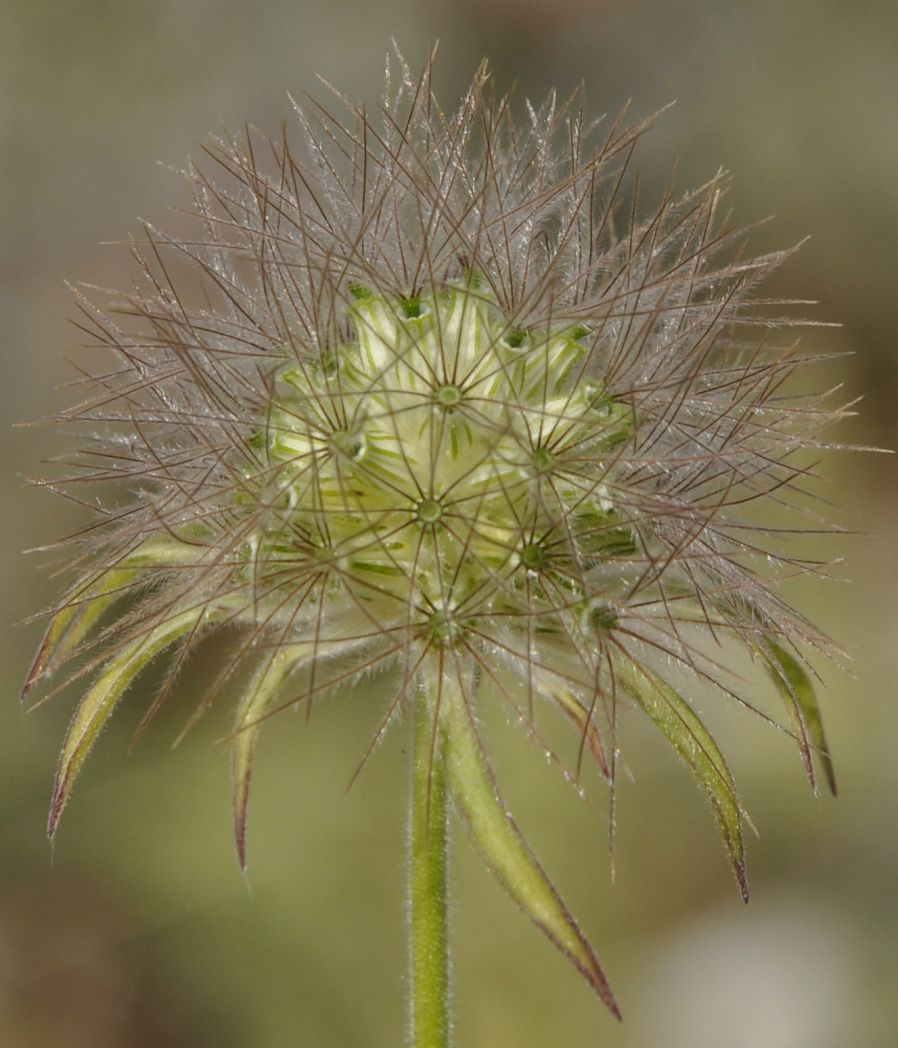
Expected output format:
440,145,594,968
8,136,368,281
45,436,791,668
233,789,250,871
235,814,249,872
21,644,49,704
580,958,622,1020
731,851,751,903
47,785,66,840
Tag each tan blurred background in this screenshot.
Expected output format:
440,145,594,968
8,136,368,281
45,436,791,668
2,2,896,1046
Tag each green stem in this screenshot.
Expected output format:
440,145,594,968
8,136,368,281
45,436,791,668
408,688,450,1048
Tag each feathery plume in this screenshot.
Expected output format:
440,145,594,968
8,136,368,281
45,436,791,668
24,50,845,1027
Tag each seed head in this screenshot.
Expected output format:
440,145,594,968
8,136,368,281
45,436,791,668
24,51,844,1015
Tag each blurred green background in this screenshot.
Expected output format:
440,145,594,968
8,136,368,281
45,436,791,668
2,2,896,1045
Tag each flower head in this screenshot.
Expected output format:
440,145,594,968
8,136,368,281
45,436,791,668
25,52,842,1016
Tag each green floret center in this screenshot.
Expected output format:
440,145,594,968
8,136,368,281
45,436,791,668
520,543,548,572
423,609,465,648
400,296,425,319
415,498,444,525
435,384,462,410
584,599,619,632
503,328,527,349
531,446,554,472
330,428,366,460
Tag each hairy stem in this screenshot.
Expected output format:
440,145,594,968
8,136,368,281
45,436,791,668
408,686,450,1048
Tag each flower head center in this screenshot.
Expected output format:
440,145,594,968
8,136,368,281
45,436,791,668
520,542,548,572
584,599,618,632
531,446,554,472
415,497,444,525
435,384,462,410
330,428,366,461
400,296,426,320
423,609,464,649
502,328,527,350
